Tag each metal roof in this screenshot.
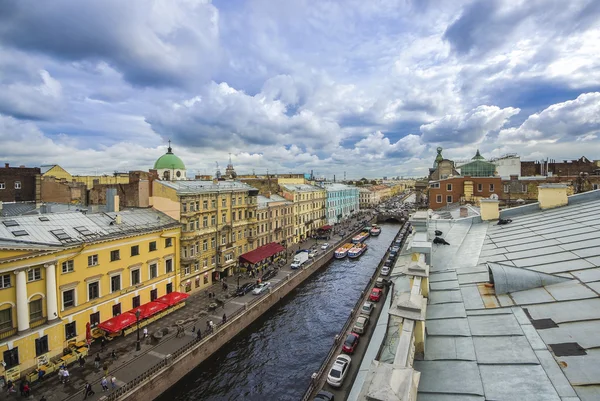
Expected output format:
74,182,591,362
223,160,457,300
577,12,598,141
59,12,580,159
0,208,179,247
157,180,256,194
280,183,325,192
418,195,600,401
257,194,292,208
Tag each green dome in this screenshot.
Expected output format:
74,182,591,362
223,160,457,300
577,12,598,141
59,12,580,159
154,146,186,170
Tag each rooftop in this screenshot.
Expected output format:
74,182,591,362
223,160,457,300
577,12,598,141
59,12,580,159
416,193,600,401
0,208,179,248
257,194,292,208
281,183,325,192
157,180,257,194
322,183,358,192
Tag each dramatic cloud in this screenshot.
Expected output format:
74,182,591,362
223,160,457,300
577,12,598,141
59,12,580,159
0,0,599,178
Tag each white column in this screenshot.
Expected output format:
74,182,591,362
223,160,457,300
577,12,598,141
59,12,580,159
15,270,29,332
45,263,58,320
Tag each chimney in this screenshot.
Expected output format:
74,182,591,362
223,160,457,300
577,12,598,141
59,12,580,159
538,184,568,210
480,198,499,221
106,188,117,212
113,195,120,212
4,163,8,168
115,214,122,224
265,191,271,199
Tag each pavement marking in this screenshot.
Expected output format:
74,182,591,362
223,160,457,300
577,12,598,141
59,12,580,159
148,350,168,359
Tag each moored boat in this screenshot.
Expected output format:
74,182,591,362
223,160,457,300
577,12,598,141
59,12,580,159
370,224,381,236
348,243,368,258
352,232,369,243
334,243,353,259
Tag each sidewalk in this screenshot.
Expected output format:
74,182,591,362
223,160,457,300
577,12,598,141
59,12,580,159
15,214,372,401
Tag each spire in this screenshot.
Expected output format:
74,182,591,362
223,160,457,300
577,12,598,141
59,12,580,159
433,146,443,168
167,139,172,154
472,149,485,160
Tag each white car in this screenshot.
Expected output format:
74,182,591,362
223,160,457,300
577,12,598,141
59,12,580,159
321,243,330,250
360,301,375,316
353,315,369,334
309,249,318,258
252,282,271,295
381,266,390,276
327,354,351,388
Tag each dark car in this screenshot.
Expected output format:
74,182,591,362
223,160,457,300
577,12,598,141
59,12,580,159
262,269,278,281
342,332,360,354
314,390,334,401
235,283,256,297
389,250,398,259
384,259,394,267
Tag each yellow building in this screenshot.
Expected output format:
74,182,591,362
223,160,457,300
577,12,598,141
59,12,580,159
256,194,294,248
0,209,180,379
281,184,327,242
151,180,258,293
41,164,130,190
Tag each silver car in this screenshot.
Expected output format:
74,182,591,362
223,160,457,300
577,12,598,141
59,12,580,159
360,301,374,316
353,316,369,334
326,354,351,388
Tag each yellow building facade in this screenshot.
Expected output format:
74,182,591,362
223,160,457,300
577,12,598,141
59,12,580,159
281,184,327,243
256,194,294,248
0,209,179,380
151,180,258,294
41,164,130,190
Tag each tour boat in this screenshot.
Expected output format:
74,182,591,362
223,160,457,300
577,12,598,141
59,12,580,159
352,232,369,244
334,243,354,259
348,243,368,258
370,224,381,236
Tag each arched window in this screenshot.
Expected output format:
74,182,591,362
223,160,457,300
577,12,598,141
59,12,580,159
29,296,43,322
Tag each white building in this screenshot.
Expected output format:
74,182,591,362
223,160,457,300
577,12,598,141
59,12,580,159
492,154,521,178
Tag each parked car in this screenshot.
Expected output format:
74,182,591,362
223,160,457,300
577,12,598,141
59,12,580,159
252,282,271,295
321,243,330,250
235,282,256,296
381,266,390,276
360,301,375,316
314,390,335,401
389,250,398,259
326,354,351,388
353,316,369,334
375,278,385,288
369,288,382,302
262,269,278,281
384,259,394,267
342,332,360,354
309,249,319,258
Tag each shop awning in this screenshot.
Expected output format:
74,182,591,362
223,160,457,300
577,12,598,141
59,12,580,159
239,242,285,265
128,301,168,320
98,312,137,333
155,291,190,307
319,225,333,231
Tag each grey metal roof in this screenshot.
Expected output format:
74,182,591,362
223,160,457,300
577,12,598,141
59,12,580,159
0,208,179,247
0,202,37,217
280,183,325,192
257,194,292,208
418,196,600,401
157,180,257,194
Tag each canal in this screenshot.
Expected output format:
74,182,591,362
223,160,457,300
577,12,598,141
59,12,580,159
157,222,401,401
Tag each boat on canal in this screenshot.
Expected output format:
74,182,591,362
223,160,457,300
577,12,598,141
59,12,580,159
347,243,367,258
352,231,369,243
334,243,353,259
370,224,381,236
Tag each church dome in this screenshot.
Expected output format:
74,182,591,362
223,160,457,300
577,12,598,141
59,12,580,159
154,144,186,170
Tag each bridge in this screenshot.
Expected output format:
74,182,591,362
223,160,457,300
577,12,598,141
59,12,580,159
377,210,408,223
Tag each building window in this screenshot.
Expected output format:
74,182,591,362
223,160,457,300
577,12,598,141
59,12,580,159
436,195,442,203
35,335,49,356
203,216,208,227
14,181,21,189
225,253,233,262
88,254,99,267
194,262,199,272
222,198,226,207
211,215,216,225
211,238,216,249
0,182,4,190
182,203,187,213
112,303,121,317
4,348,19,369
62,260,74,273
447,195,453,203
166,283,173,293
149,241,157,252
27,267,42,282
211,199,216,208
63,289,75,309
110,275,121,292
65,322,77,340
131,269,140,285
29,298,43,322
446,183,452,191
203,240,208,251
504,184,510,193
183,265,191,275
88,281,100,300
150,289,158,301
110,250,120,262
203,259,208,269
165,237,173,248
90,312,100,328
0,307,12,331
132,295,140,309
489,184,495,191
477,183,483,192
131,245,140,256
222,212,227,223
522,184,528,192
165,259,173,273
203,200,208,209
149,263,158,279
211,256,216,265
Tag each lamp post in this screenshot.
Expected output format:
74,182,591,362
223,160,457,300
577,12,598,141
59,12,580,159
237,273,241,290
135,309,141,351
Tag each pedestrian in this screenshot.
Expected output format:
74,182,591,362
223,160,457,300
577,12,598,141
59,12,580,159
111,349,117,361
192,325,195,332
38,368,45,382
23,382,30,397
222,313,227,323
208,292,212,299
100,376,109,392
94,353,101,369
103,362,109,377
19,380,25,396
58,366,65,383
196,329,202,340
63,367,70,383
78,354,85,368
100,337,106,352
222,282,226,290
111,376,117,390
40,396,47,401
83,383,95,399
6,379,15,394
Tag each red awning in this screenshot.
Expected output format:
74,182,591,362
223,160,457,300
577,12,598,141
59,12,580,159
128,301,168,320
155,291,190,307
239,242,285,264
320,225,332,231
98,312,137,333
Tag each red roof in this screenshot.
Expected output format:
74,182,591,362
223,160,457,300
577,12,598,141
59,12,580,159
155,291,190,307
319,225,332,230
239,242,285,264
128,301,168,320
98,312,138,333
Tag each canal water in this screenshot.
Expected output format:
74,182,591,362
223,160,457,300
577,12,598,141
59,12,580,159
157,222,401,401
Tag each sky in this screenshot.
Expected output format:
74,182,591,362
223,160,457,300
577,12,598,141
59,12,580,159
1,0,599,179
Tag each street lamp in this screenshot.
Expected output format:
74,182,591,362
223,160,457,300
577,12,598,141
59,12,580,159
135,309,141,351
237,273,241,290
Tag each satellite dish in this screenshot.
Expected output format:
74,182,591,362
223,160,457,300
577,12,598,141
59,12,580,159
490,194,499,200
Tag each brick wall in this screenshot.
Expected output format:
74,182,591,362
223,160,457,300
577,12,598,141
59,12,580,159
88,171,156,207
0,164,41,202
429,176,502,210
41,177,87,204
